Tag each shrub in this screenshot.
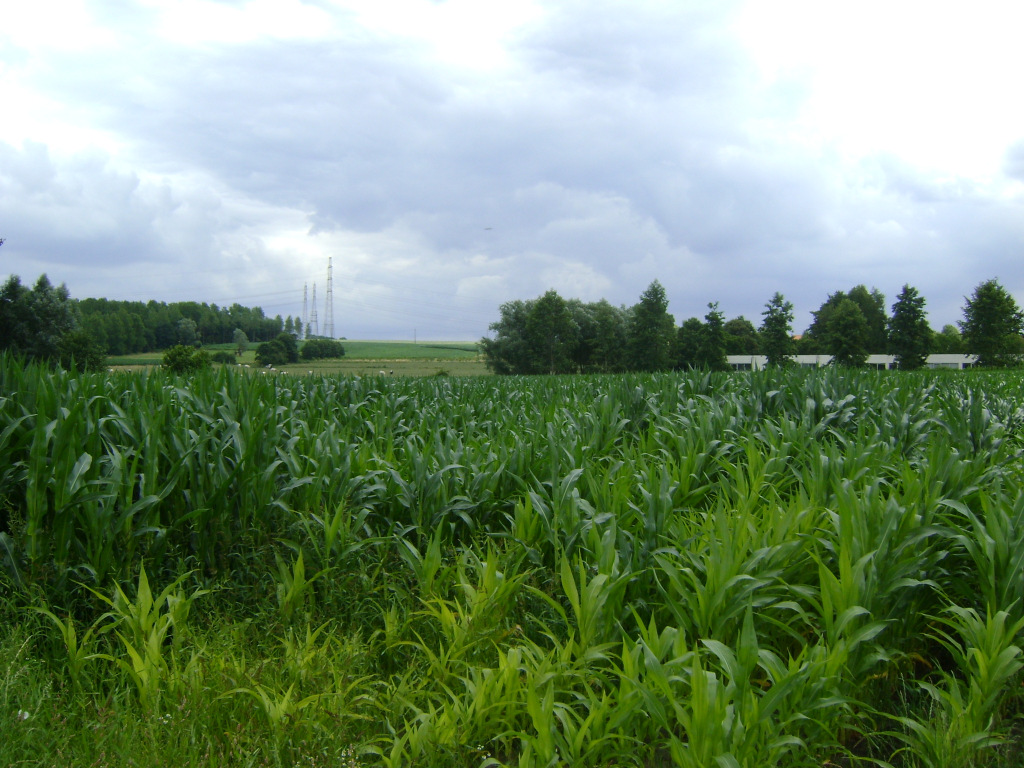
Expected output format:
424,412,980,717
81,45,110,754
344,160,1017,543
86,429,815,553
255,340,289,367
56,329,107,372
274,332,300,363
162,344,211,374
210,351,236,365
299,339,346,361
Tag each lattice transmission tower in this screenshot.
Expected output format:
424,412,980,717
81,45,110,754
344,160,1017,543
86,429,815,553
309,283,319,337
324,257,335,339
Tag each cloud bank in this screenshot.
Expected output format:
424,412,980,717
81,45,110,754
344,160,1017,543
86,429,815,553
2,0,1023,338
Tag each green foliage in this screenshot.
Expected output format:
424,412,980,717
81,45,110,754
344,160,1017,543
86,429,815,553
232,327,249,356
569,298,628,373
300,338,346,360
482,292,628,375
760,291,795,367
848,284,888,352
255,339,289,366
210,351,236,365
175,317,201,347
275,332,300,363
675,316,705,369
888,284,931,369
255,332,300,367
695,301,729,371
77,296,290,354
627,280,676,372
933,323,966,354
481,299,532,374
723,315,760,355
56,328,107,372
675,306,729,371
806,285,885,358
0,274,81,362
3,360,1024,766
162,344,211,374
959,278,1024,367
827,298,870,367
524,289,578,374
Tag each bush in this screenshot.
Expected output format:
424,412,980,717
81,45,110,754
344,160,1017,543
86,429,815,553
210,351,236,365
300,338,346,361
255,340,289,367
56,329,107,372
256,333,300,367
275,333,300,363
162,344,211,374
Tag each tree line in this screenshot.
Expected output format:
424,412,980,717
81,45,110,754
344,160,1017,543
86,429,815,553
0,273,300,370
481,278,1024,374
76,297,297,354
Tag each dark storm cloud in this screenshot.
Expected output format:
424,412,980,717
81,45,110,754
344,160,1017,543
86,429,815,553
30,0,767,254
3,1,1023,338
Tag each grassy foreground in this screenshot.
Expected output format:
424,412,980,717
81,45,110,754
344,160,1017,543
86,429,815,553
3,360,1024,766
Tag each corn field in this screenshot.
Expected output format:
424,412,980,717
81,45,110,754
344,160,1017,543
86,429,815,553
2,352,1024,766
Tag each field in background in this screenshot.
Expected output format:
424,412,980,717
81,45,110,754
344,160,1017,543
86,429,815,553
339,340,479,359
108,339,489,376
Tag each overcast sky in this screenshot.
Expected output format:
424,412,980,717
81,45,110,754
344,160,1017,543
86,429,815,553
3,0,1023,340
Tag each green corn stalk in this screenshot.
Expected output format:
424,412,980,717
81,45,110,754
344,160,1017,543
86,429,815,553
30,605,107,691
274,550,327,622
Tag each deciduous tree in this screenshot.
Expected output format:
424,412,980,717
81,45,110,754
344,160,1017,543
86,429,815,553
723,316,760,355
0,274,79,361
931,324,964,354
827,299,869,367
959,278,1024,367
847,285,887,352
233,328,249,357
525,290,578,374
675,318,703,369
162,344,211,374
481,300,532,375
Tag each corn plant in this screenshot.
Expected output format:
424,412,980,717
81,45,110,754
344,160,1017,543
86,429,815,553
88,566,206,709
30,605,106,690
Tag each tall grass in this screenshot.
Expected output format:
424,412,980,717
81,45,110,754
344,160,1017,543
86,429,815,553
3,354,1024,765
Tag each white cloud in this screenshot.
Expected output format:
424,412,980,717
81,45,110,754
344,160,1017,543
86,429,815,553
735,0,1024,179
1,0,1022,339
144,0,339,45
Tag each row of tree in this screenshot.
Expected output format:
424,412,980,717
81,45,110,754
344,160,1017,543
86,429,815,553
481,278,1024,374
0,273,304,371
0,275,107,370
76,297,297,354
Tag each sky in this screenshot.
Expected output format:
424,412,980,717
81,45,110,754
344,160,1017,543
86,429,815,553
2,0,1023,340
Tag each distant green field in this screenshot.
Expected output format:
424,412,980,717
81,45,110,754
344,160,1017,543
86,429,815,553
106,354,163,366
340,340,479,359
109,340,487,375
277,357,488,377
